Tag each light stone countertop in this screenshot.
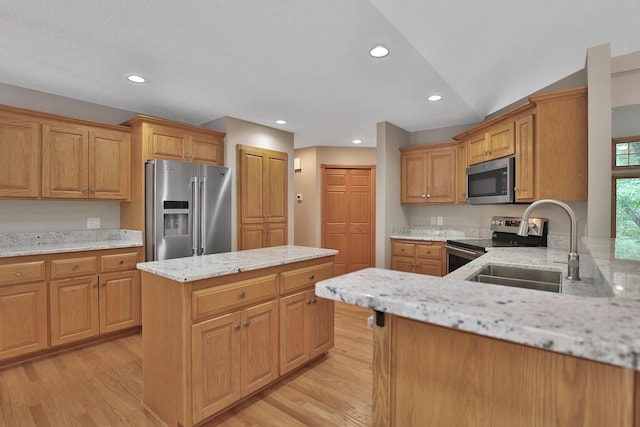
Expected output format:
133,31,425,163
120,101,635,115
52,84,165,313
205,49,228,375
0,229,143,258
136,245,339,282
316,237,640,370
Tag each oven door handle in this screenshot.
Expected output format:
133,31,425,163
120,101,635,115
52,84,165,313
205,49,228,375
444,245,485,257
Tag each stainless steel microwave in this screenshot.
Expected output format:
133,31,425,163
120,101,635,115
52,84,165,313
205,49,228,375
466,156,515,204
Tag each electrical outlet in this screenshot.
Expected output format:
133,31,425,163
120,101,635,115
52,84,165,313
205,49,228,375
87,217,100,229
437,216,444,225
430,216,436,225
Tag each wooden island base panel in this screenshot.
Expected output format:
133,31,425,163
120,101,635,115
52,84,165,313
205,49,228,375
137,246,337,427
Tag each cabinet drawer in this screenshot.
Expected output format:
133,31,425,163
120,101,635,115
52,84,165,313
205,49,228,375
192,274,277,321
51,256,98,279
100,252,139,273
280,262,335,294
416,244,442,260
0,261,46,286
391,242,415,257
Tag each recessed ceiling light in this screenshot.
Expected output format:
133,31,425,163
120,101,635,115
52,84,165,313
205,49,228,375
127,74,146,83
369,45,389,58
352,139,363,144
427,94,442,102
276,119,287,125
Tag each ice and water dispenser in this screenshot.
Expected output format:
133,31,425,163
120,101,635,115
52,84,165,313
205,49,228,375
162,201,189,237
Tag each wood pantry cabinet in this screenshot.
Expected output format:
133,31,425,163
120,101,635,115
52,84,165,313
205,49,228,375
0,247,142,365
140,256,335,427
400,142,456,204
119,115,226,234
390,239,445,277
238,145,288,249
0,104,132,201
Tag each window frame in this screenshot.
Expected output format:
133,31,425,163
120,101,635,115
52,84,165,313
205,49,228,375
612,136,640,170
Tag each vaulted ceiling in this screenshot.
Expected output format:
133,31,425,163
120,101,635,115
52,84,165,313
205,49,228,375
1,0,639,148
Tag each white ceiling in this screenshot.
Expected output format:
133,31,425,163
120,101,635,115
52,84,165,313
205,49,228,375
1,0,639,148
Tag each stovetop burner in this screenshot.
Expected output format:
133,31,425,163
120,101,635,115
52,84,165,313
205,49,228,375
446,216,548,252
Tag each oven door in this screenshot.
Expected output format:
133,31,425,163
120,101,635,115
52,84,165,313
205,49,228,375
445,245,485,274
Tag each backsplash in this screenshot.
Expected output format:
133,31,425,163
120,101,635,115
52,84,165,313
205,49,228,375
0,229,142,248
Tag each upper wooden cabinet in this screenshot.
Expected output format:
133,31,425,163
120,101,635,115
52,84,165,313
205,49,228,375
0,105,132,201
237,145,288,250
42,124,131,200
466,122,515,165
456,141,467,204
400,142,456,204
0,111,40,198
454,87,588,202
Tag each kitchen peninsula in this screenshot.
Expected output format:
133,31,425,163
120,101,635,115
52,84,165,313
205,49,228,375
136,245,337,427
316,238,640,426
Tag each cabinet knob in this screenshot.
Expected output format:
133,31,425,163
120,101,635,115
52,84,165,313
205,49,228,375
306,300,313,305
90,186,96,193
238,291,246,298
309,274,315,280
421,194,426,198
72,265,79,271
119,260,125,265
15,271,22,277
311,299,317,304
243,321,250,328
426,194,431,198
82,186,88,193
234,324,241,330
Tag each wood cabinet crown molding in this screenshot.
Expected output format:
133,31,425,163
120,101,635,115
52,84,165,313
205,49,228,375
121,114,226,138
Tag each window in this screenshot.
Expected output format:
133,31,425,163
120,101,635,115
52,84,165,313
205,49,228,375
612,137,640,239
613,137,640,168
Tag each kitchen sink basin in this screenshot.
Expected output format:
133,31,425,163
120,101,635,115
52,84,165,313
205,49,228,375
468,264,562,293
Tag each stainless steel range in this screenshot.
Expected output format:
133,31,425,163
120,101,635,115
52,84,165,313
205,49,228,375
445,216,548,274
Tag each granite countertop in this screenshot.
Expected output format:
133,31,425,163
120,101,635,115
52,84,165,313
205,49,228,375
137,245,338,282
316,237,640,370
0,229,143,258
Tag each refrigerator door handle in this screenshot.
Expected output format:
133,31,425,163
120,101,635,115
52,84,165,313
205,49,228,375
200,176,206,255
192,176,199,256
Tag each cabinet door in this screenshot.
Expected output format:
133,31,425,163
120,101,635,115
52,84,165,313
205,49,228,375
426,147,456,204
486,122,515,160
239,224,266,250
279,291,310,374
0,114,40,198
266,223,287,247
515,115,535,202
99,271,141,334
309,297,334,359
391,256,415,273
456,141,467,203
401,150,428,204
148,125,188,161
265,151,288,223
50,275,100,346
467,133,488,165
241,300,278,396
0,282,48,361
42,124,89,198
89,129,131,200
191,133,223,165
415,259,443,277
239,148,266,224
192,312,241,423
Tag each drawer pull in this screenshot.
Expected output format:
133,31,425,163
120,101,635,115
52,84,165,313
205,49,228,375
238,291,246,298
243,321,250,328
73,265,80,271
119,260,125,265
15,271,22,277
309,274,315,280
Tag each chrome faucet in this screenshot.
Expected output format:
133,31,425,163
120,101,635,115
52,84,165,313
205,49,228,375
517,199,580,281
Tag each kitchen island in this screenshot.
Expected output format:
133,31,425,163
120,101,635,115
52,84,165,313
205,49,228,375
137,245,337,427
316,237,640,426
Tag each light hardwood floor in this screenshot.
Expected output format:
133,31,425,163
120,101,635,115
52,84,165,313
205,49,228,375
0,302,373,426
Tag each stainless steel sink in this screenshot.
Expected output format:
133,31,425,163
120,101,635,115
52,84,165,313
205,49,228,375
468,264,562,293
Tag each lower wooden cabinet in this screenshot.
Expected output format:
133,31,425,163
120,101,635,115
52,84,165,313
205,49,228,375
0,282,48,360
192,300,278,423
0,247,142,364
390,239,445,277
279,289,334,374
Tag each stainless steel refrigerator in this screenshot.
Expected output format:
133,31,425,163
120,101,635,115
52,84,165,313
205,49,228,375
145,159,231,261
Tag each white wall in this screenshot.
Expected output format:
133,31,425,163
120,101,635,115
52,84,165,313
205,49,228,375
203,116,295,251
